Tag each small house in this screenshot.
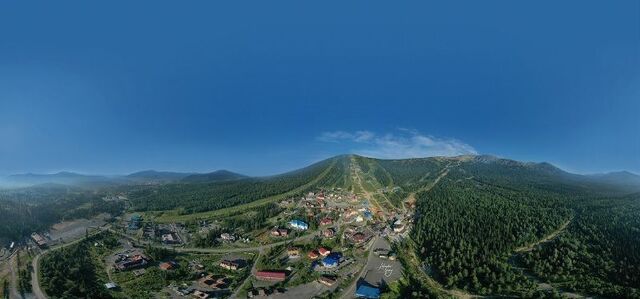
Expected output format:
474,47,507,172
307,250,319,259
318,247,331,257
318,276,336,286
159,262,175,271
220,233,235,241
219,260,239,271
287,247,300,258
320,217,333,226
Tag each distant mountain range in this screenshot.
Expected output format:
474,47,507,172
126,170,195,182
0,172,119,188
585,171,640,190
181,170,248,183
3,157,638,297
0,169,247,188
0,155,638,191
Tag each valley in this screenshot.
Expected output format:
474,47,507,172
0,155,639,299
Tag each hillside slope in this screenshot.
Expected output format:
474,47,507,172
123,154,640,297
352,155,639,298
128,155,350,213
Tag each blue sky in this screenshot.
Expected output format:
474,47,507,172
0,1,638,176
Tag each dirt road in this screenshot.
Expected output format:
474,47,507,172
228,249,263,299
515,217,572,253
509,216,584,297
405,239,480,299
404,164,451,209
30,253,45,299
350,157,388,221
8,252,21,299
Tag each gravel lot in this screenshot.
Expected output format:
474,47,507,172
47,213,110,244
362,238,402,287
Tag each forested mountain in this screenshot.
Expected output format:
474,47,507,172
123,154,639,296
4,154,639,297
585,171,640,192
0,187,123,245
352,155,640,297
0,169,236,188
125,170,194,183
180,170,247,183
127,155,349,213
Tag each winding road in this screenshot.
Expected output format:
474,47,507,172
508,217,585,298
30,228,108,299
514,217,572,253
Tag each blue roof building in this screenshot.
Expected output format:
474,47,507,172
289,220,309,230
322,257,338,268
128,214,142,230
355,284,380,299
321,252,342,268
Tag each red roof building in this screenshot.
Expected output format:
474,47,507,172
115,254,148,271
323,228,335,238
307,250,319,259
159,262,175,270
320,217,333,226
318,247,331,256
271,228,289,237
352,232,366,244
255,271,286,282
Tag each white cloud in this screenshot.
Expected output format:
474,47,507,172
317,130,375,143
317,129,477,159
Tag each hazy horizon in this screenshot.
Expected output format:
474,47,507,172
1,153,638,179
1,1,638,177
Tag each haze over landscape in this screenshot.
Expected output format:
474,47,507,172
1,1,639,177
0,1,639,299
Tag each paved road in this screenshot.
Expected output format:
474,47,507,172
339,236,377,299
30,228,110,299
109,226,319,299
